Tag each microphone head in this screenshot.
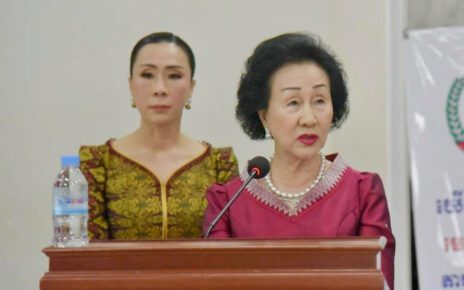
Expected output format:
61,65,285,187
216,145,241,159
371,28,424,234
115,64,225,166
247,156,270,179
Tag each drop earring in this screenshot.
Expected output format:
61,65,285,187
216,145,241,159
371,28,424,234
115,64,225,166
185,98,192,110
131,98,136,108
265,127,272,139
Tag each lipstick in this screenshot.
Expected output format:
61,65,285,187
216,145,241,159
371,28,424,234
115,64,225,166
297,134,318,145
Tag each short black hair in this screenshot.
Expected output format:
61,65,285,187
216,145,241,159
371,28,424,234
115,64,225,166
236,32,349,139
129,32,195,78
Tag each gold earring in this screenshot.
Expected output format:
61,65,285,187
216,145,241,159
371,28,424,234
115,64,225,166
131,99,136,108
185,99,192,110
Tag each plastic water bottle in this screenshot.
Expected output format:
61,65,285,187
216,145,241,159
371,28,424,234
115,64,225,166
52,155,89,247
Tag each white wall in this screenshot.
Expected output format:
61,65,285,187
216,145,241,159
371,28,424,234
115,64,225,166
408,0,464,29
387,1,412,290
0,1,406,289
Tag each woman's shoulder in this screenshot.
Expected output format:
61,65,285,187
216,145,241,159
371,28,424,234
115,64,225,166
325,154,384,195
338,163,384,196
79,139,112,162
208,175,242,195
209,144,236,159
345,166,383,186
206,143,238,166
78,140,113,181
329,153,382,180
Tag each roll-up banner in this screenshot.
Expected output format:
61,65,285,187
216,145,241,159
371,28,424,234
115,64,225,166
406,27,464,289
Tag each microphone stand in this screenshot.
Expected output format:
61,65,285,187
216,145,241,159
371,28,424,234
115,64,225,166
204,171,257,239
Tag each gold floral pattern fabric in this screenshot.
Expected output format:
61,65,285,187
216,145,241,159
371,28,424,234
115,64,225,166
79,140,238,240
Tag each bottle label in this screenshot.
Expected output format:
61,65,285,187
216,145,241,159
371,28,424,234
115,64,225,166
53,188,88,215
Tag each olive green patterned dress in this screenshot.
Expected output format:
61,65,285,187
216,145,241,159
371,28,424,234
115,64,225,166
79,139,238,240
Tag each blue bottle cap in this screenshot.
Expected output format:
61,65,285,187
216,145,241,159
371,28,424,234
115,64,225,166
61,155,80,167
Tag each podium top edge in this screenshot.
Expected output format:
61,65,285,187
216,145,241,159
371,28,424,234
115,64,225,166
43,237,385,254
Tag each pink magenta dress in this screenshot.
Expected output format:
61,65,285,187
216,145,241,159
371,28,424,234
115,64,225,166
203,154,395,290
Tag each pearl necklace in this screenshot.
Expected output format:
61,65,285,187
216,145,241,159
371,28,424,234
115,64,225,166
265,153,326,200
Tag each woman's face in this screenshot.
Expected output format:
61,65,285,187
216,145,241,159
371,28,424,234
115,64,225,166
129,42,195,125
259,62,333,160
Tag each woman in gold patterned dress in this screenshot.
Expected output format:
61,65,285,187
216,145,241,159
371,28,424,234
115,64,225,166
79,32,238,240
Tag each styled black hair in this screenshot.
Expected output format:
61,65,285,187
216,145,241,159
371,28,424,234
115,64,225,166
236,32,349,139
129,32,195,78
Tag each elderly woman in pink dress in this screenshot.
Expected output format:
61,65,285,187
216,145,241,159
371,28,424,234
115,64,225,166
203,32,395,290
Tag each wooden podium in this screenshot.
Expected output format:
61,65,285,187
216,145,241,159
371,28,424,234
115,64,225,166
40,237,386,290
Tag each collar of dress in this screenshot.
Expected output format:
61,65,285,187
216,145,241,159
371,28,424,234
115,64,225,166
239,154,349,217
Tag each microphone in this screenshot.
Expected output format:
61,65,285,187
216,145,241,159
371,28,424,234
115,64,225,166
204,156,270,238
